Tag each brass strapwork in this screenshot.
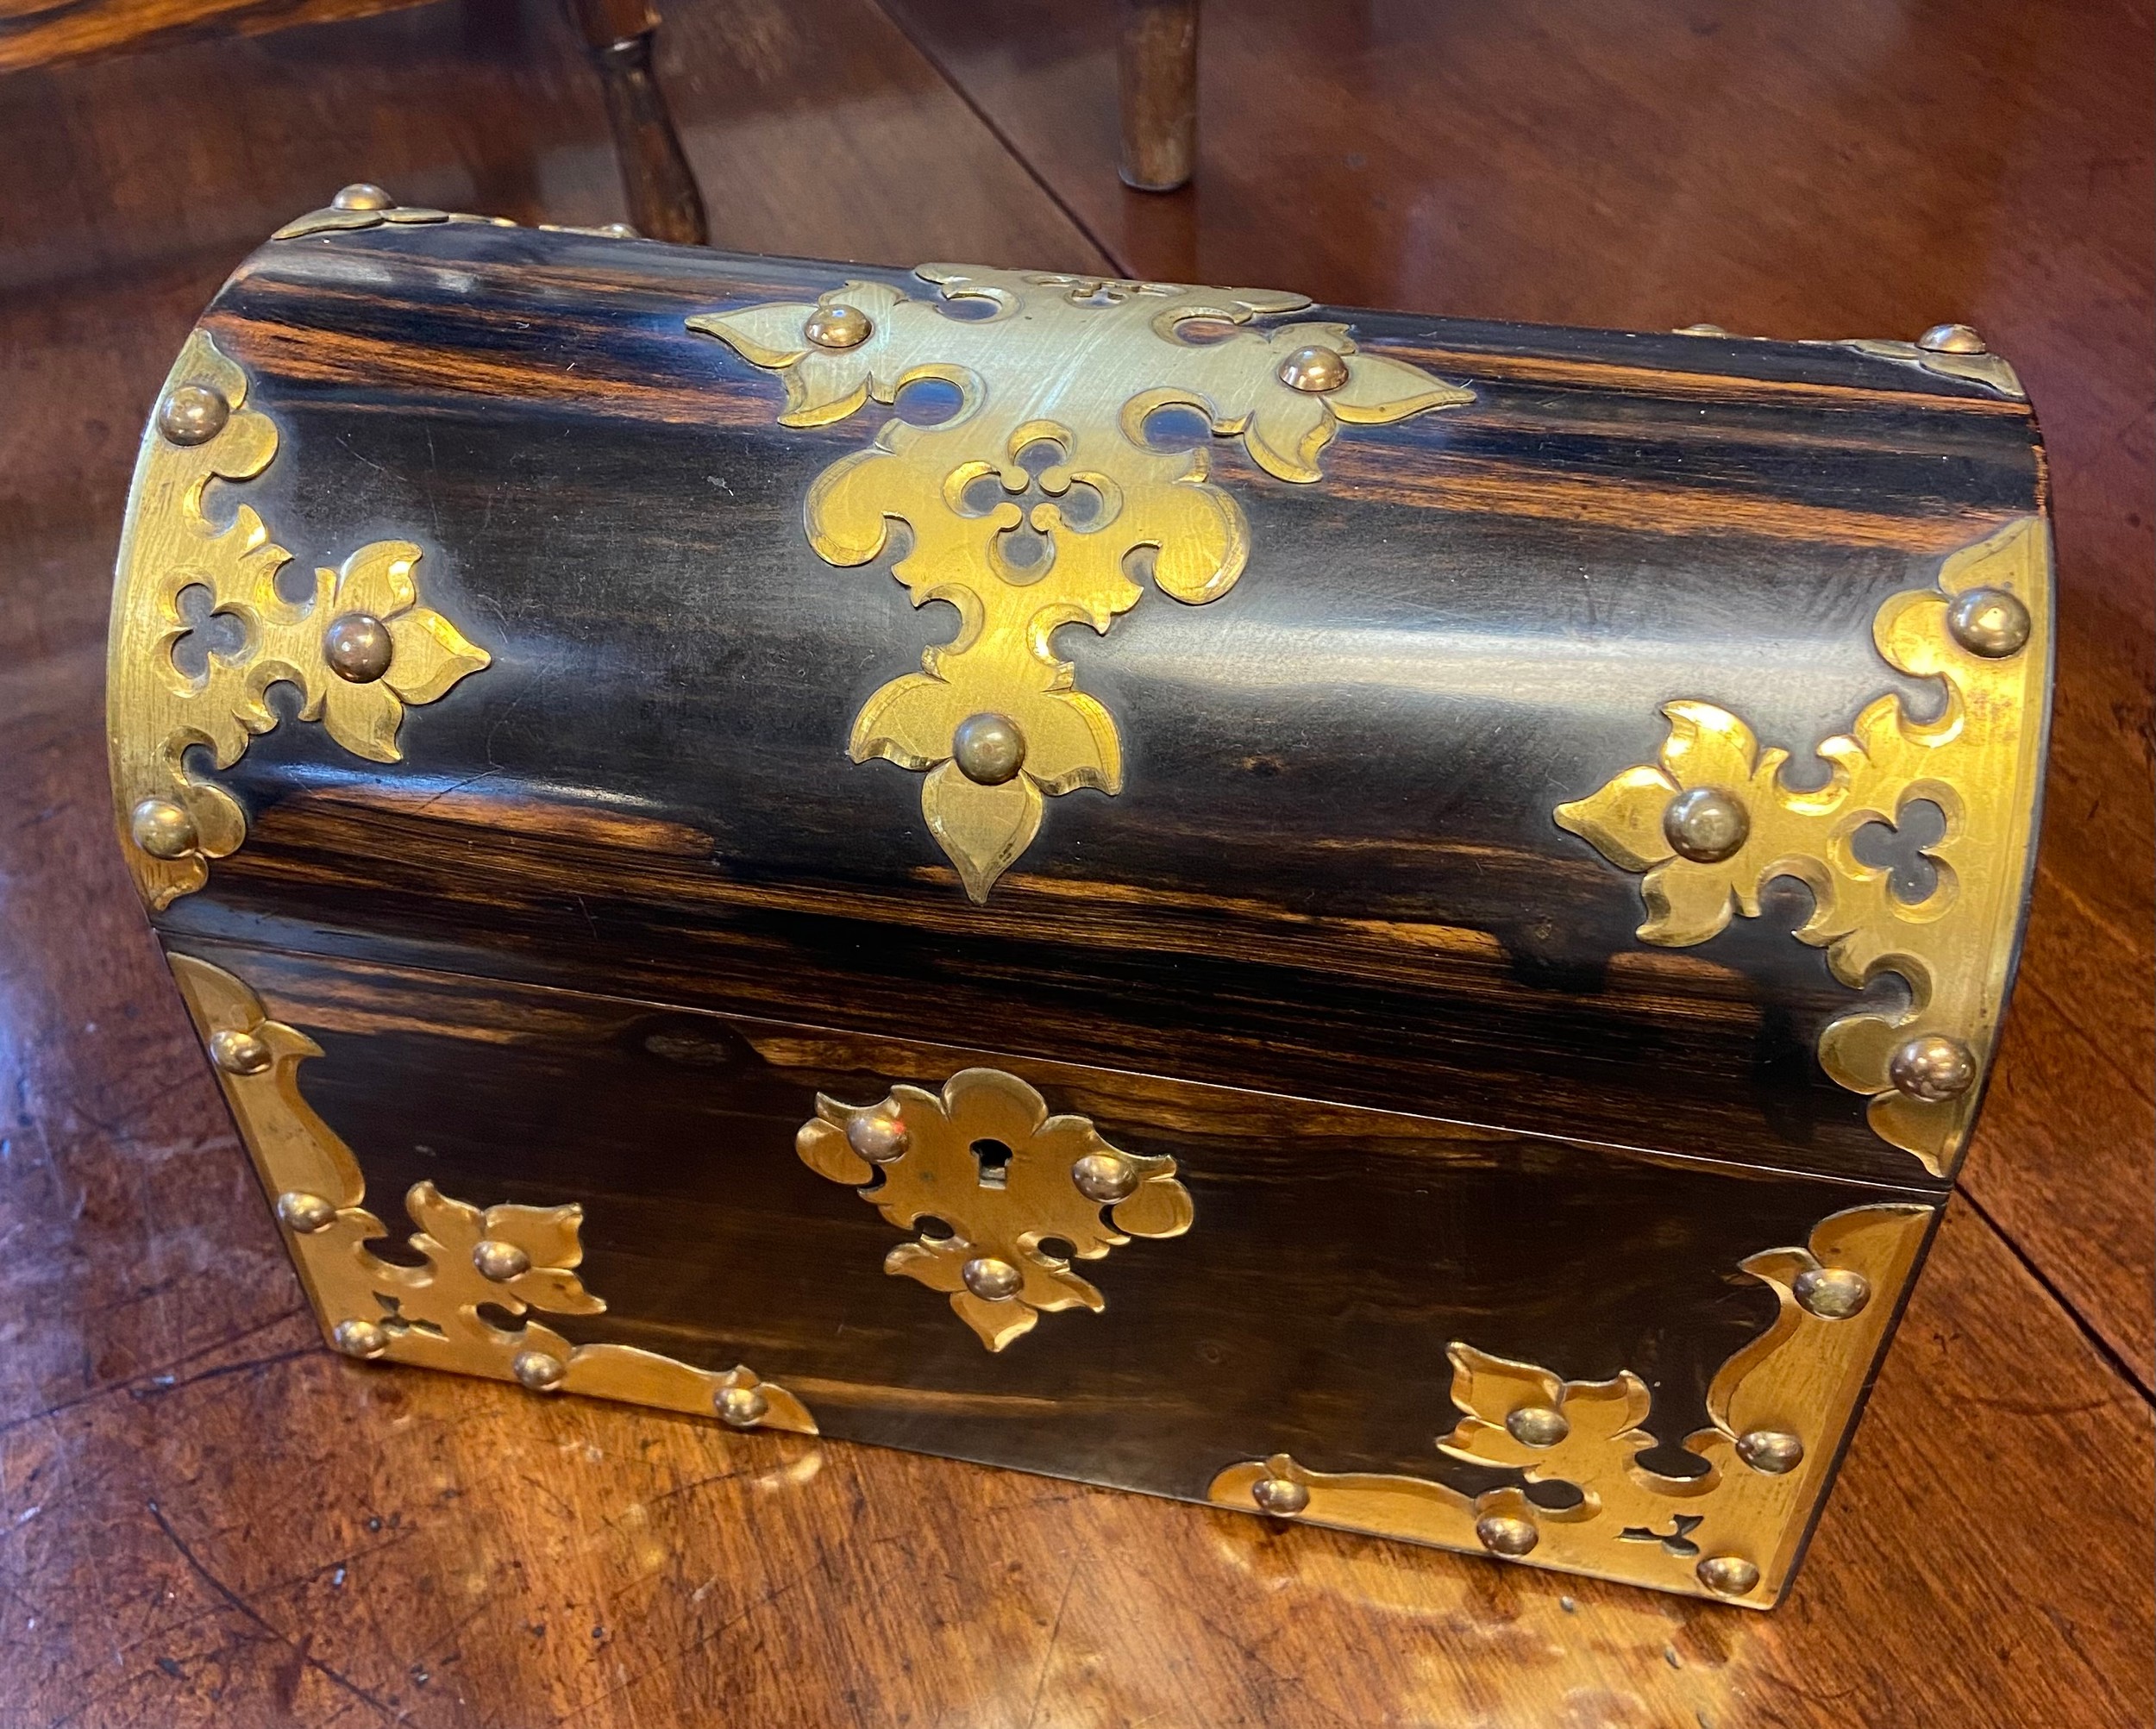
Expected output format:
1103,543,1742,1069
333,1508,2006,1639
1207,1203,1933,1608
106,330,492,909
689,265,1470,900
797,1067,1193,1350
1556,516,2051,1176
166,951,816,1435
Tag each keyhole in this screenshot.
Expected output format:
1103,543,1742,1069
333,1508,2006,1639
970,1138,1013,1189
169,583,246,680
1852,799,1946,904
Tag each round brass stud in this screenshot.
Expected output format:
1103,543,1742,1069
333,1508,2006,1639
332,183,395,212
1071,1152,1138,1203
715,1383,769,1428
277,1190,337,1233
1793,1265,1871,1321
1946,586,2032,659
1888,1033,1977,1103
1735,1429,1805,1475
1505,1405,1570,1448
803,304,872,350
511,1350,567,1391
130,797,198,860
1277,344,1350,393
598,222,640,239
951,712,1026,786
473,1238,532,1282
1475,1513,1539,1557
323,612,394,683
1663,786,1750,863
157,383,230,446
845,1109,910,1163
1696,1554,1762,1597
209,1028,273,1076
1252,1475,1309,1516
332,1318,388,1359
961,1256,1024,1301
1916,323,1986,355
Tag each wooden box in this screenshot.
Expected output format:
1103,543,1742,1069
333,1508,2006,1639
108,188,2051,1607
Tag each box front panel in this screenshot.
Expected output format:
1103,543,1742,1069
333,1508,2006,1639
167,938,1937,1607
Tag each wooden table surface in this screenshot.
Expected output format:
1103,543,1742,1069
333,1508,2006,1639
3,1,2150,1723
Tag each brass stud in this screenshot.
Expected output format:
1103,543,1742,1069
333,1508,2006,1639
511,1350,567,1391
961,1256,1024,1301
1916,323,1986,355
598,222,640,239
1475,1513,1539,1557
845,1109,910,1163
209,1028,273,1076
1663,786,1750,863
1675,323,1733,336
472,1238,532,1282
323,612,394,683
1735,1429,1805,1475
1887,1033,1977,1102
1696,1554,1762,1597
332,1318,388,1359
1946,587,2032,659
1505,1405,1570,1448
130,797,198,860
803,304,872,350
1071,1151,1138,1203
1277,344,1350,393
276,1190,337,1233
1252,1475,1309,1516
1793,1265,1871,1321
157,383,230,446
951,712,1026,786
332,183,395,212
714,1383,768,1428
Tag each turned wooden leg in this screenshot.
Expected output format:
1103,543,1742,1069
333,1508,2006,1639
1118,0,1199,192
565,0,708,245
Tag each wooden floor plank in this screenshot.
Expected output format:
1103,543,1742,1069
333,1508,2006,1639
1,1,2149,1723
882,0,2156,1395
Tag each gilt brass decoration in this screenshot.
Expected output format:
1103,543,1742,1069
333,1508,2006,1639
107,330,492,909
273,182,518,241
1209,1203,1931,1608
166,952,815,1434
1555,517,2050,1176
690,266,1470,899
797,1067,1194,1350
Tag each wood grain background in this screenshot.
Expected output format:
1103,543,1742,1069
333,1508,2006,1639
1,0,2148,1724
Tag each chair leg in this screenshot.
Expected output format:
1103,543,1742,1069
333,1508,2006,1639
565,0,709,245
1118,0,1199,192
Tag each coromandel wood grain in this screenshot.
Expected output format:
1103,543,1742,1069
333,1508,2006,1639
1,0,2149,1723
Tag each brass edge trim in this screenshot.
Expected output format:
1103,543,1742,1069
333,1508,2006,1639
166,950,815,1435
1831,338,2026,401
108,329,492,910
1670,323,2027,400
689,265,1473,900
796,1067,1194,1350
1553,515,2052,1175
1207,1200,1933,1607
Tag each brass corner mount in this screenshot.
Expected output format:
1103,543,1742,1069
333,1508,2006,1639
166,950,815,1436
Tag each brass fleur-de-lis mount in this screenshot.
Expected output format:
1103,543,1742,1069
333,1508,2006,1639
690,265,1470,899
1554,516,2050,1175
796,1067,1194,1350
109,329,492,909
